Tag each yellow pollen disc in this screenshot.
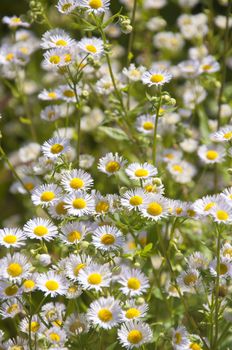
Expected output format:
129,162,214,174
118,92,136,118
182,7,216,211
190,343,202,350
64,53,72,62
219,263,228,275
85,44,97,53
206,150,218,160
24,182,35,191
147,202,163,216
20,47,28,54
72,198,86,209
105,161,120,173
183,274,197,286
74,263,86,276
67,230,82,242
134,168,149,177
45,280,59,291
48,92,57,99
127,277,141,290
4,285,18,296
70,178,84,189
89,0,103,9
68,285,78,293
55,201,67,215
87,273,102,285
96,201,109,213
49,55,61,64
150,74,164,83
172,164,183,173
3,235,17,244
204,202,215,211
40,191,55,202
101,233,115,245
223,248,232,257
98,309,113,322
230,194,232,199
12,17,21,23
50,143,64,154
7,263,23,277
31,321,40,332
62,3,72,11
176,207,183,215
63,90,75,98
49,333,60,342
127,330,143,344
10,347,23,350
202,64,212,71
143,121,154,130
223,132,232,139
216,210,229,221
55,39,67,46
128,241,136,250
129,195,143,206
33,225,48,237
125,308,141,319
166,153,174,160
187,209,196,217
175,332,182,344
7,303,19,314
6,53,14,61
144,184,153,192
23,280,35,289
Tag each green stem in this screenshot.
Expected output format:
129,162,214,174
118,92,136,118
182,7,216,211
213,225,221,349
152,91,162,166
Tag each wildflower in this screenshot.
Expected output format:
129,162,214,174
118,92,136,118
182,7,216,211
211,125,232,143
2,16,30,28
61,169,93,192
41,29,75,50
77,263,112,291
177,269,200,292
31,184,62,207
64,190,95,216
98,153,127,176
121,189,149,211
46,327,67,345
64,313,90,335
135,115,156,134
60,221,88,245
198,145,225,164
118,320,153,349
37,271,68,297
167,160,196,184
24,217,58,241
48,199,69,219
172,326,190,350
40,105,61,122
78,37,104,57
122,300,148,321
80,0,110,14
0,298,23,319
211,199,232,224
42,136,70,159
199,55,220,74
122,64,146,81
92,225,124,251
193,195,219,216
140,194,169,221
210,256,232,278
126,163,157,181
20,315,44,338
66,254,92,281
56,0,79,14
142,69,172,87
118,268,149,297
0,228,26,248
0,253,31,282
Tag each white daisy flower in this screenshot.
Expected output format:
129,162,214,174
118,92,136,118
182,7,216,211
172,326,190,350
64,190,95,216
10,176,41,195
87,296,122,329
78,37,104,57
0,228,26,248
163,149,183,163
2,16,30,28
167,160,196,184
61,169,94,192
22,274,38,293
43,48,74,70
60,221,88,245
66,284,83,299
37,271,68,297
64,313,90,335
143,178,165,195
142,69,172,87
23,217,58,241
198,145,225,164
126,162,157,181
46,327,67,345
221,187,232,204
199,55,220,74
118,320,153,349
80,0,110,13
31,183,62,207
48,199,68,219
20,315,45,339
178,60,200,78
210,256,232,278
77,263,112,291
42,136,70,159
0,281,22,300
93,191,115,214
221,242,232,259
98,153,127,176
135,115,156,134
41,302,65,324
193,195,219,216
211,125,232,142
38,89,59,101
118,268,149,297
40,105,61,122
140,194,169,221
177,268,200,293
122,64,146,81
65,254,92,281
169,199,188,217
121,189,149,211
92,225,124,251
56,0,79,14
41,29,75,50
0,298,23,319
0,253,31,282
211,199,232,224
187,252,208,270
57,84,80,103
122,300,148,322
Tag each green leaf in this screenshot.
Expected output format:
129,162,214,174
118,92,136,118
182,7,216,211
19,117,32,125
106,342,118,350
98,126,128,141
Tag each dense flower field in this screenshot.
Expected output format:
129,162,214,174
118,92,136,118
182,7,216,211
0,0,232,349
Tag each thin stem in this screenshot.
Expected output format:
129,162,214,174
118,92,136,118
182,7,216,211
152,91,162,166
126,0,137,66
213,225,221,349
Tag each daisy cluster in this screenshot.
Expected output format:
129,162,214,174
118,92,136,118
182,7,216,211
0,0,232,349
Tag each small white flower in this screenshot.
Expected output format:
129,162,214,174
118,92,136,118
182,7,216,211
37,271,68,297
122,64,146,81
121,189,149,211
38,89,59,101
57,84,80,103
42,136,70,159
40,105,61,122
20,315,45,338
135,115,156,134
198,145,225,164
0,228,26,248
87,296,122,329
187,252,208,270
193,195,219,216
77,263,112,291
41,29,75,50
118,268,149,297
177,268,200,292
64,313,90,335
0,253,31,282
118,320,153,349
126,163,157,181
22,274,38,293
80,0,110,13
56,0,79,14
92,225,124,251
60,221,89,245
0,298,23,319
65,254,92,281
221,243,232,259
78,37,104,56
211,125,232,143
48,199,68,219
31,183,62,207
211,199,232,224
140,194,169,221
210,256,232,278
23,217,58,241
142,69,172,87
172,326,190,350
167,160,196,184
199,55,220,74
98,153,127,176
61,169,94,192
2,16,30,28
122,300,148,322
46,327,67,345
64,190,95,216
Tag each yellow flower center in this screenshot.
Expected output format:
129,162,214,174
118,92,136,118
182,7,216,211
125,308,141,319
48,92,57,99
87,273,102,285
183,273,197,286
105,161,120,173
190,343,202,350
127,277,141,290
45,280,59,291
49,333,60,342
74,263,86,276
50,143,64,154
55,39,67,46
3,235,17,244
202,64,212,71
72,198,87,209
206,150,218,160
40,191,55,202
68,285,78,293
129,195,143,206
23,280,35,290
223,248,232,257
166,153,174,160
49,55,61,64
70,178,84,189
85,44,97,53
89,0,103,9
34,225,48,237
172,164,183,173
31,321,40,332
143,121,154,130
134,168,149,177
67,230,82,242
128,241,136,250
6,53,14,61
7,263,23,277
4,285,18,296
127,330,143,344
150,74,164,83
175,332,182,344
24,182,35,191
147,202,163,216
12,17,21,23
101,233,115,245
223,132,232,139
55,201,67,215
216,210,229,221
63,89,75,98
64,53,72,62
176,207,183,215
7,303,19,314
96,201,109,213
187,209,196,217
10,347,23,350
204,202,215,211
219,263,228,275
62,3,72,11
144,184,153,192
98,309,113,322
